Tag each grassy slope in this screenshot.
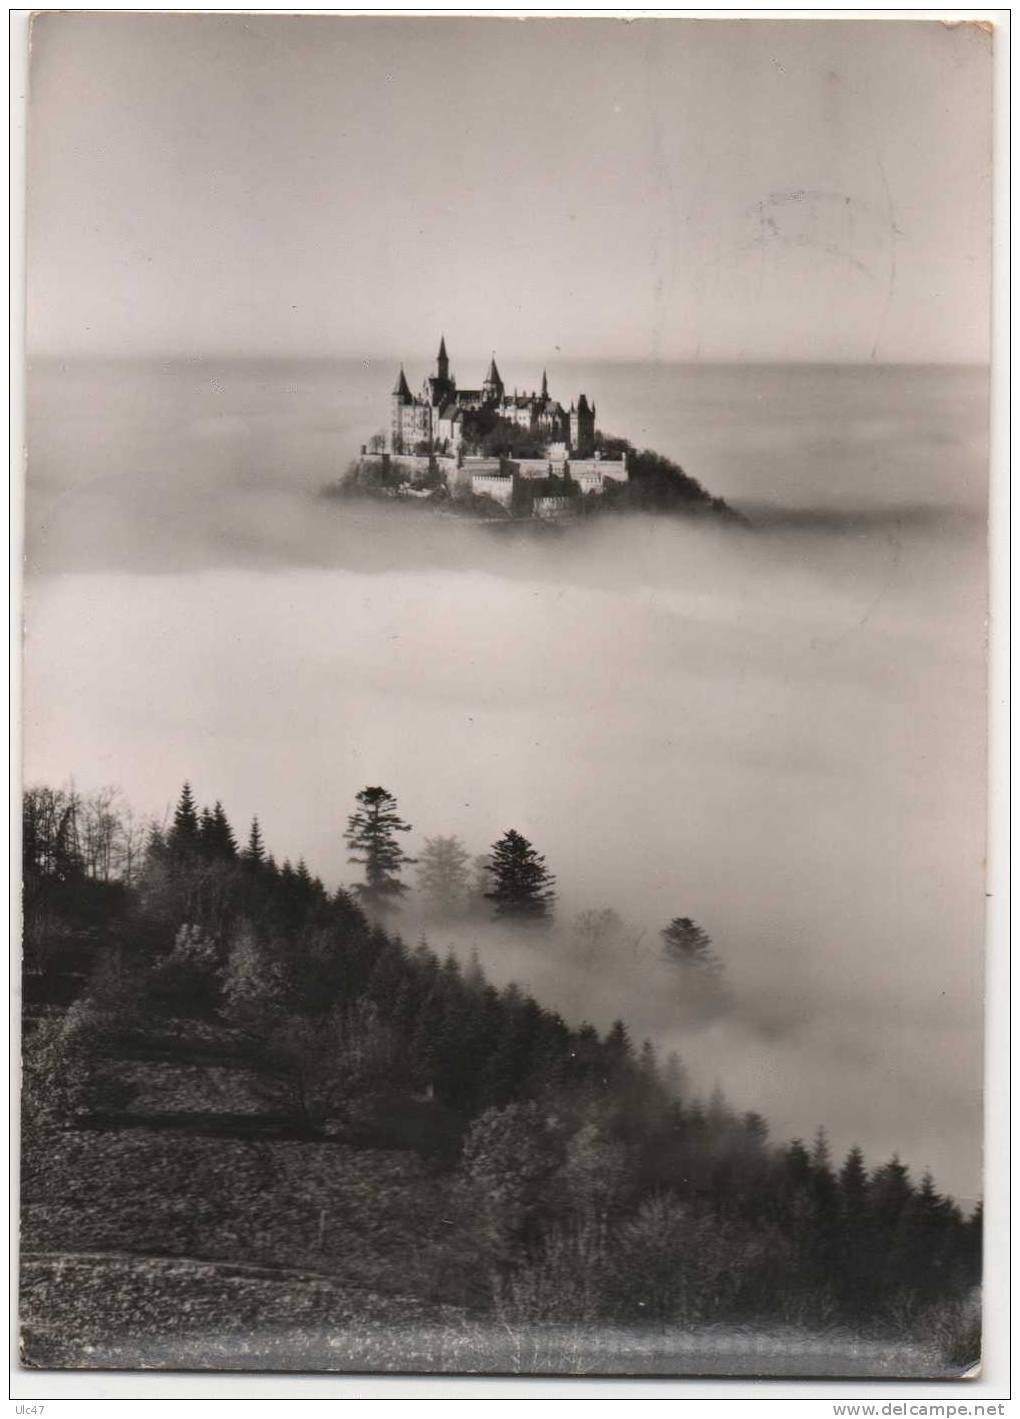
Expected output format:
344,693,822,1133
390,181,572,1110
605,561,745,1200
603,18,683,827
21,1252,957,1377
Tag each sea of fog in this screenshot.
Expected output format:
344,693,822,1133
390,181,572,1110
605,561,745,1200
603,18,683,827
22,356,989,1202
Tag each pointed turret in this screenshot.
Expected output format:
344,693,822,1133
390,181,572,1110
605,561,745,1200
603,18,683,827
482,354,504,403
436,335,449,383
392,366,412,403
541,369,549,399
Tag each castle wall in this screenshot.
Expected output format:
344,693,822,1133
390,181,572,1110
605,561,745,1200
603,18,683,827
568,457,628,485
471,472,515,508
571,469,604,494
510,459,555,481
451,455,500,496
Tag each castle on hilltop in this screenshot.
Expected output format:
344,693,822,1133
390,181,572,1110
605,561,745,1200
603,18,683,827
390,337,595,458
356,336,628,518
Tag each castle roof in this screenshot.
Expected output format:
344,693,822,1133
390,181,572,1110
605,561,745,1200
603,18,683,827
485,356,503,386
438,335,448,360
392,367,412,401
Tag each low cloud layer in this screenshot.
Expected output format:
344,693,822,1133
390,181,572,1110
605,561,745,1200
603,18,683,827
21,357,989,1201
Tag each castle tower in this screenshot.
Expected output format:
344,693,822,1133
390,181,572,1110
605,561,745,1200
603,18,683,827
391,366,413,452
482,354,504,405
423,334,455,411
541,369,548,400
570,393,595,456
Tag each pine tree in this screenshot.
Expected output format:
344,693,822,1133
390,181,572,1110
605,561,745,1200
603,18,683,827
660,917,720,972
344,786,416,914
242,817,266,867
169,783,199,855
808,1125,839,1224
198,800,237,861
417,835,471,919
638,1038,659,1083
662,1050,687,1099
742,1111,769,1146
484,828,555,922
839,1145,869,1214
209,802,237,859
899,1171,956,1294
870,1155,914,1226
784,1138,812,1188
463,948,486,991
810,1125,832,1173
602,1018,633,1090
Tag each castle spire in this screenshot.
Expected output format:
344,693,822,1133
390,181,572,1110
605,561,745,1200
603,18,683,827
436,334,450,384
541,368,548,399
484,354,503,396
392,366,412,402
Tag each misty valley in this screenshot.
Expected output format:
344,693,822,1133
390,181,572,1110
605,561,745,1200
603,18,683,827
20,354,988,1379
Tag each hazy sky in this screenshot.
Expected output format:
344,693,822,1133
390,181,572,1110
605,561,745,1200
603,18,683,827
26,14,992,363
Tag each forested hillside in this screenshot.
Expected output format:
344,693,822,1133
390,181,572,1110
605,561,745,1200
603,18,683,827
19,783,981,1374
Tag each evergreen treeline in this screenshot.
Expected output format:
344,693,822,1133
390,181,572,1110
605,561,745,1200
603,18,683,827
21,782,980,1355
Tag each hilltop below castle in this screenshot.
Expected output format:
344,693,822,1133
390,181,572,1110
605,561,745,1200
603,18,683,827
356,337,628,518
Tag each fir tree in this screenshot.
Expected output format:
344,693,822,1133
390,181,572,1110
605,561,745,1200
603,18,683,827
811,1125,833,1174
484,828,555,922
602,1018,633,1088
660,917,720,973
784,1138,812,1188
169,782,199,855
808,1125,839,1229
242,817,266,866
663,1050,687,1099
899,1171,956,1293
199,800,237,861
742,1111,769,1146
870,1155,914,1228
463,947,486,991
417,835,471,919
638,1038,659,1083
344,786,416,914
210,801,237,859
839,1145,870,1216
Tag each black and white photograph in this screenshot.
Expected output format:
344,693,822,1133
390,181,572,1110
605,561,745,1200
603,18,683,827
15,11,997,1385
